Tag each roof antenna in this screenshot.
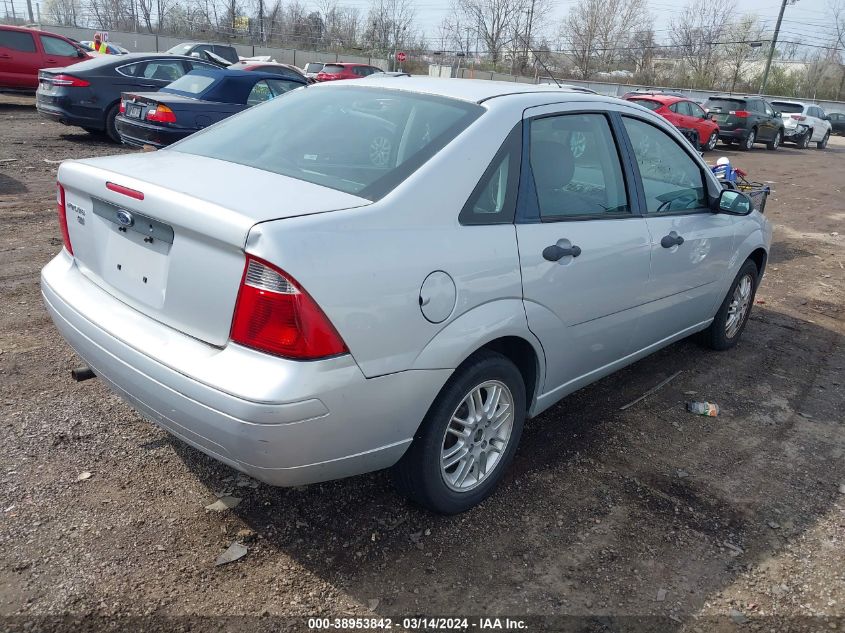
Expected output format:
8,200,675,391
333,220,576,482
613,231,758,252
514,32,561,88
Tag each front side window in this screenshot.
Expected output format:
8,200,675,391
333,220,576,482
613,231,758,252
623,117,707,214
0,30,36,52
173,86,482,201
41,35,78,57
529,113,630,220
689,102,706,118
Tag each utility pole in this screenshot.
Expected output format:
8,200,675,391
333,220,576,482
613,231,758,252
25,0,33,23
759,0,795,95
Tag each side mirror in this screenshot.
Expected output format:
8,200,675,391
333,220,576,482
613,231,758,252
715,189,753,215
705,112,713,120
77,49,88,58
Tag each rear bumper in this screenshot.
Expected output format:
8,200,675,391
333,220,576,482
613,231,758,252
36,93,104,129
782,122,809,139
115,116,191,148
41,252,449,486
717,128,750,141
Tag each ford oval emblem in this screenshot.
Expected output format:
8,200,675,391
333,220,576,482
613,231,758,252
116,210,134,227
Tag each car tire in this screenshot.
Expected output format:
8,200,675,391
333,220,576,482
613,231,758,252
104,103,121,143
766,130,781,150
392,350,526,515
797,130,811,149
699,260,759,351
739,128,756,151
817,131,830,149
704,131,718,151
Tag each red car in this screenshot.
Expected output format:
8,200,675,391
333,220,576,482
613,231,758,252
625,93,720,151
315,62,383,82
0,25,91,93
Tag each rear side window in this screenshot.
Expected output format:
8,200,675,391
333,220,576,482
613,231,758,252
529,113,630,219
460,124,520,225
0,30,36,52
173,86,482,201
623,117,707,214
630,99,660,110
246,80,274,106
116,62,142,77
142,60,184,81
266,78,302,95
41,35,77,57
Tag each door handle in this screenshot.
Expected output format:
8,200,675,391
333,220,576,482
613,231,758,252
45,58,57,63
0,53,10,59
660,231,685,248
543,243,582,261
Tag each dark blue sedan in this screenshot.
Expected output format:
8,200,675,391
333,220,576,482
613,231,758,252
115,68,306,148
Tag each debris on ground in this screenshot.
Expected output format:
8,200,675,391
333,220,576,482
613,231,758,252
729,609,749,625
619,370,683,411
656,588,667,602
204,496,242,512
76,471,92,481
214,542,248,566
686,402,719,416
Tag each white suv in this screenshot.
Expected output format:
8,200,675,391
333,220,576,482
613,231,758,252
771,100,832,149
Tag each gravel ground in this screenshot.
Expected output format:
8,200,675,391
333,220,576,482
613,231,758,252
1,94,844,633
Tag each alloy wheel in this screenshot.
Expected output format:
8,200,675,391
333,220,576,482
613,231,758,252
440,380,514,492
725,274,753,338
369,136,392,167
706,132,718,151
745,130,755,149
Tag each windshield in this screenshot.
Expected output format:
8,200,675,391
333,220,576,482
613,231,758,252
172,86,483,201
162,73,216,95
166,44,194,55
771,102,803,114
629,98,661,110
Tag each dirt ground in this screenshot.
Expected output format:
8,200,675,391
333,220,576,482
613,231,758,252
1,93,843,633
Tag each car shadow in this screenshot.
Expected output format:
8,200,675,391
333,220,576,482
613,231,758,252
168,305,844,626
0,172,28,196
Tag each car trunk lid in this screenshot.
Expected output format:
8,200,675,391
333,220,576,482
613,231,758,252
57,151,370,347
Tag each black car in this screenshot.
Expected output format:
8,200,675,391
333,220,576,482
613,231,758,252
115,68,306,148
36,53,220,141
829,112,845,136
166,42,239,66
704,95,786,151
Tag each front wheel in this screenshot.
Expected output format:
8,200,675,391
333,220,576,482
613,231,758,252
704,131,718,152
796,130,811,149
766,130,782,150
739,129,756,151
392,350,526,514
699,260,759,351
817,131,830,149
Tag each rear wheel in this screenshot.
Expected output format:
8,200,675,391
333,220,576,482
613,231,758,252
699,260,759,351
704,131,718,151
817,131,830,149
104,103,120,143
392,350,526,514
740,128,756,151
766,130,781,150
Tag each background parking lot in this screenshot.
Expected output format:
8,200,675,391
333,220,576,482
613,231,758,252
1,93,843,630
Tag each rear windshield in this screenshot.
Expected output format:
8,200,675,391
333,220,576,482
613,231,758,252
771,102,803,114
629,98,661,110
321,64,344,74
172,86,483,201
706,98,746,112
162,73,216,95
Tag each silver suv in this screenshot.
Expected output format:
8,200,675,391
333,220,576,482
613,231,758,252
770,100,832,149
42,79,772,513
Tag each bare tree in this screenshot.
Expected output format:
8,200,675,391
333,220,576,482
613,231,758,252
669,0,735,89
44,0,81,25
453,0,525,66
561,0,649,79
722,14,765,92
365,0,416,68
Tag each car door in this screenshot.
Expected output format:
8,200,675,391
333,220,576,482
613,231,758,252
516,105,653,398
0,29,41,89
620,115,736,343
39,33,83,70
687,101,710,143
762,100,779,140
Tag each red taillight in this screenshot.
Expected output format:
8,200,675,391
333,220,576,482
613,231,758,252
146,104,176,124
119,100,126,114
56,182,73,255
106,181,144,200
791,114,806,121
230,256,348,360
730,110,749,118
50,74,90,87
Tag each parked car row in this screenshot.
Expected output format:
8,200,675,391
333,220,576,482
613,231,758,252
623,89,836,152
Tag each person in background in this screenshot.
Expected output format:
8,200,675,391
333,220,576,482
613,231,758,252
93,33,109,54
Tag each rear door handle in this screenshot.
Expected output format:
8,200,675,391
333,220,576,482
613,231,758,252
45,58,57,63
660,231,685,248
543,243,582,261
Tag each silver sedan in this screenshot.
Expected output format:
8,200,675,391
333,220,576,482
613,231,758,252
42,78,772,514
